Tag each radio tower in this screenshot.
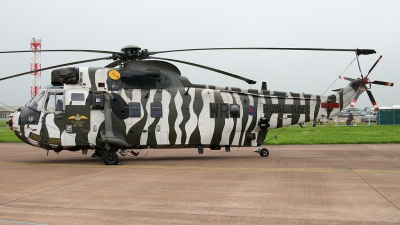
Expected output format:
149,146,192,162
30,38,41,98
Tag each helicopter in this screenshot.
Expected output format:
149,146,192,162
0,46,394,165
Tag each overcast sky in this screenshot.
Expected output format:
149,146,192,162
0,0,399,109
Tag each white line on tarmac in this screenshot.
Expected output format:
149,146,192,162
0,219,47,225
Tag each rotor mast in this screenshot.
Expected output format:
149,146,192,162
30,38,41,98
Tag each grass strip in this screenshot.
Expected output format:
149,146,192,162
0,121,399,144
265,122,400,145
0,121,21,142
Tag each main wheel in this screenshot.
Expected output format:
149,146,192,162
102,151,119,165
259,148,269,157
96,148,105,157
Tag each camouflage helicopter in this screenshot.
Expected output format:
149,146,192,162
0,46,394,165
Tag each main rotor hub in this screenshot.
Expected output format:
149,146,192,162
119,45,149,63
121,45,141,56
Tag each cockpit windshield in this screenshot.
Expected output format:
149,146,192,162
28,90,46,111
19,89,64,125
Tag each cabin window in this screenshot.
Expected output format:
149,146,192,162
71,93,85,101
230,104,240,118
128,102,141,118
150,102,162,118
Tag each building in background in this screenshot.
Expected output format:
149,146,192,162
0,106,21,121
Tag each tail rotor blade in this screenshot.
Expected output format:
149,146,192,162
370,80,394,87
365,55,383,78
366,90,379,111
349,88,363,108
338,76,357,81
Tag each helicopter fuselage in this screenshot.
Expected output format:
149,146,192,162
10,60,359,158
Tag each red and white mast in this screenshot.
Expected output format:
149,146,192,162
30,38,41,98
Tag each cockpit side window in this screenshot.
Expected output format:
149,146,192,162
55,92,64,112
44,92,56,112
44,91,64,113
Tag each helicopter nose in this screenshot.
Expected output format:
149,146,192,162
9,112,20,131
9,111,32,145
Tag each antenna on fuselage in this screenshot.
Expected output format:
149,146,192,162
261,81,267,90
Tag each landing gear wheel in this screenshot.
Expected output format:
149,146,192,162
96,148,105,157
259,148,269,157
92,148,106,158
102,151,119,165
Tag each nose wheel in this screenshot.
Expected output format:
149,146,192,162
102,151,120,165
259,148,269,157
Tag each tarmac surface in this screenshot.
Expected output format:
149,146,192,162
0,143,399,225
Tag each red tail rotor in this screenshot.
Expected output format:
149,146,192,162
339,55,394,110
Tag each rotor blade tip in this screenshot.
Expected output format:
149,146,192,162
357,49,376,55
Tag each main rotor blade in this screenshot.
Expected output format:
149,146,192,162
370,80,394,87
365,55,382,78
0,49,122,55
0,57,110,82
356,55,363,79
149,47,376,56
149,56,256,84
105,59,121,68
366,90,379,111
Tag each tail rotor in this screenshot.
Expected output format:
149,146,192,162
339,55,394,111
